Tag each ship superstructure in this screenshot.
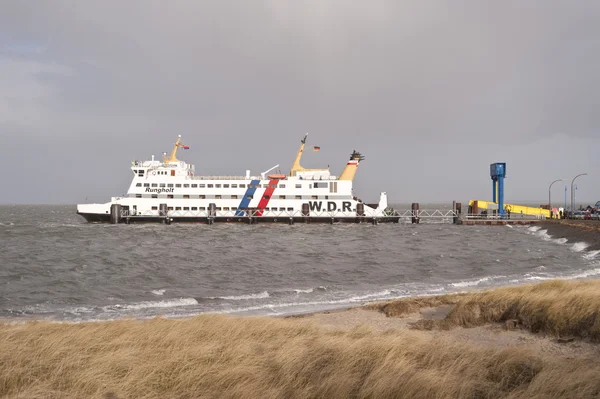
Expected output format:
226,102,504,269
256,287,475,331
77,135,396,224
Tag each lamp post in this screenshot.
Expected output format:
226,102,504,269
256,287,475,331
571,173,587,218
548,179,563,217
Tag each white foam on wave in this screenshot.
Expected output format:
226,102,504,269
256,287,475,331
450,277,492,288
583,250,600,260
216,290,400,316
536,229,553,241
216,291,270,301
553,238,568,245
528,226,541,233
570,242,590,252
347,290,392,301
294,288,314,294
151,289,166,296
565,268,600,279
109,298,198,311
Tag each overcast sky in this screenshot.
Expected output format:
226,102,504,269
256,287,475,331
1,1,598,206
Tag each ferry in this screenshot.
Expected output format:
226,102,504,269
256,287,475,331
76,135,398,224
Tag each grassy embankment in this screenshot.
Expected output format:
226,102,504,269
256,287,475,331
2,279,600,399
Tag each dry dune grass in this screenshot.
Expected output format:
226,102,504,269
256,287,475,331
2,280,600,398
368,279,600,340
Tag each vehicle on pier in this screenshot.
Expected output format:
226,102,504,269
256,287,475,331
77,135,396,224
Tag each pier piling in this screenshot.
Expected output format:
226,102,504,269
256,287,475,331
110,204,122,224
411,203,420,224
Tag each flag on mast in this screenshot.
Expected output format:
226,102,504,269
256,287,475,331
313,146,320,152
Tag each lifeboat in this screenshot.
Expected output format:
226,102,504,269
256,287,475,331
268,174,287,180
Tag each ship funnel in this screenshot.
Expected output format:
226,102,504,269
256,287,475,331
339,150,364,181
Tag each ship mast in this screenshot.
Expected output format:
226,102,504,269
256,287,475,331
163,135,183,164
289,134,328,176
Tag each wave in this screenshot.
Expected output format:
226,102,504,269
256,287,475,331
213,291,270,301
107,298,198,311
567,268,600,279
570,242,590,252
450,277,491,288
528,226,541,232
151,289,166,296
293,288,314,294
583,250,600,261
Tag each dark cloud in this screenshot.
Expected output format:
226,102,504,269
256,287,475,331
0,1,598,204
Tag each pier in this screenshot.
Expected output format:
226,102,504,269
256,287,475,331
100,201,548,226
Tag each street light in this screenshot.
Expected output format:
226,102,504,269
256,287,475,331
548,179,563,217
571,173,587,218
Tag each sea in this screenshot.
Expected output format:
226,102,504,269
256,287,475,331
1,205,599,322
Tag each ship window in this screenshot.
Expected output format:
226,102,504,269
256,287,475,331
216,207,222,211
287,207,293,211
223,207,230,211
144,183,150,187
200,195,205,199
280,207,285,211
231,184,238,188
207,184,213,188
152,194,158,199
279,195,286,200
191,207,198,211
176,184,182,188
239,184,245,188
296,184,302,188
270,185,276,189
171,170,175,177
136,183,142,187
152,183,158,187
133,170,137,173
191,184,198,188
247,195,253,200
199,207,206,211
136,194,142,198
183,207,189,211
248,184,254,188
138,170,144,177
199,184,205,188
215,184,221,188
176,207,182,211
223,184,229,188
167,195,174,199
312,196,318,200
184,195,190,199
183,184,189,188
325,196,329,200
152,206,158,211
167,184,174,188
263,195,270,200
160,183,166,188
295,196,301,199
232,207,237,211
215,195,222,199
168,207,174,211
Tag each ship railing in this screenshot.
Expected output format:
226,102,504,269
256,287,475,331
190,176,258,180
392,209,458,218
463,213,546,220
120,209,386,218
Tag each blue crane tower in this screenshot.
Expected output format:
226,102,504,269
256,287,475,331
490,163,506,217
